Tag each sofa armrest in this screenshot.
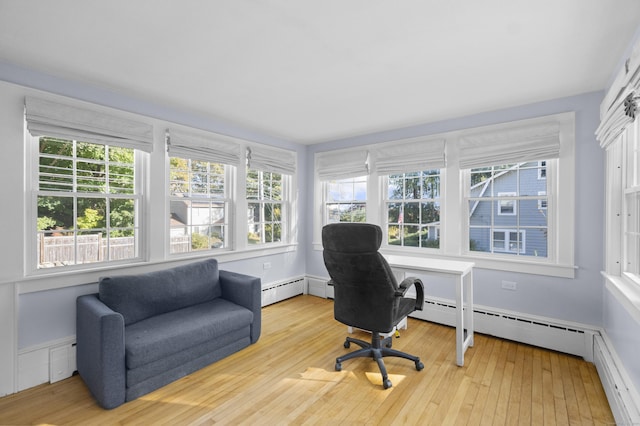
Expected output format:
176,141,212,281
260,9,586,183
76,294,126,409
219,270,262,343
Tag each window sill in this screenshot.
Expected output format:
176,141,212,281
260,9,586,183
602,271,640,326
17,243,298,294
312,242,576,278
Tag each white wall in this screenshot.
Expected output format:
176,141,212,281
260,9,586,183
305,91,606,327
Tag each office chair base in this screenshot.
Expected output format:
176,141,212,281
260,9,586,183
335,332,424,389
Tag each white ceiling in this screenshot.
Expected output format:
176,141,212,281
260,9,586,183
1,1,640,144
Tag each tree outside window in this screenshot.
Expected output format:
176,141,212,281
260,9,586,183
36,137,138,268
247,170,283,244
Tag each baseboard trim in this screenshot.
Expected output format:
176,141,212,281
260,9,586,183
594,333,640,425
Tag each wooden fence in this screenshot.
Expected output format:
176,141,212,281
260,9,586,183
38,234,135,266
39,234,200,266
169,235,191,254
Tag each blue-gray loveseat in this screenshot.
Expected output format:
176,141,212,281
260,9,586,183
76,258,261,409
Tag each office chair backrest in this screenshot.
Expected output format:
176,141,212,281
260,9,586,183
322,223,399,332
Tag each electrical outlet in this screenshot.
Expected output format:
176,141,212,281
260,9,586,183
501,280,517,291
263,262,271,270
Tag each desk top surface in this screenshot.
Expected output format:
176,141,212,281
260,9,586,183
385,254,475,275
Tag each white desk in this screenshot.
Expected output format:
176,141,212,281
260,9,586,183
385,255,475,367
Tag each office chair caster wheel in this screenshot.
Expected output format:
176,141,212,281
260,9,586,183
415,361,424,371
383,379,392,389
335,362,342,371
344,340,350,349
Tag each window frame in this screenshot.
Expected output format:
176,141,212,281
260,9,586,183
167,156,233,256
381,169,442,251
323,175,368,224
246,168,289,247
462,158,561,265
28,135,146,273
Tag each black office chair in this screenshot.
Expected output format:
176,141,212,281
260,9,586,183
322,222,425,389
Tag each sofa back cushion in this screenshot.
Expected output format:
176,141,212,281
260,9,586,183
99,258,221,325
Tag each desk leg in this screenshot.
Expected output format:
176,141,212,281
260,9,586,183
455,275,464,366
456,270,475,366
465,270,474,349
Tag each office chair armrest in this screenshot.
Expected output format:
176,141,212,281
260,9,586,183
396,277,425,311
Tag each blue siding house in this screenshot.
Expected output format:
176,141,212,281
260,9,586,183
469,161,548,257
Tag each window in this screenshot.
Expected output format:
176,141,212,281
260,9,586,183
26,96,153,272
622,118,640,277
166,128,243,255
247,170,284,245
325,176,367,223
468,162,549,257
596,55,640,318
315,148,370,238
538,191,547,210
36,137,140,268
384,170,441,248
169,158,229,253
497,192,517,215
244,144,296,246
538,160,547,179
493,229,525,254
597,64,640,319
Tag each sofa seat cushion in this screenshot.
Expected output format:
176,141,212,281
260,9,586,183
124,298,253,369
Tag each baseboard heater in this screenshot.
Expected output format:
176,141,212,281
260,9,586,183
593,334,640,425
409,297,596,360
261,276,305,307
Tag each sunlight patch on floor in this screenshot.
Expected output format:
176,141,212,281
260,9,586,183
298,366,355,383
365,371,406,388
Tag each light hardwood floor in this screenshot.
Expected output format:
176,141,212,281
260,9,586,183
0,295,614,425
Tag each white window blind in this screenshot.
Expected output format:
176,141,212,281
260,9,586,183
596,88,635,149
166,128,242,166
376,138,446,174
459,123,560,169
25,96,154,152
246,144,296,175
316,149,369,180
